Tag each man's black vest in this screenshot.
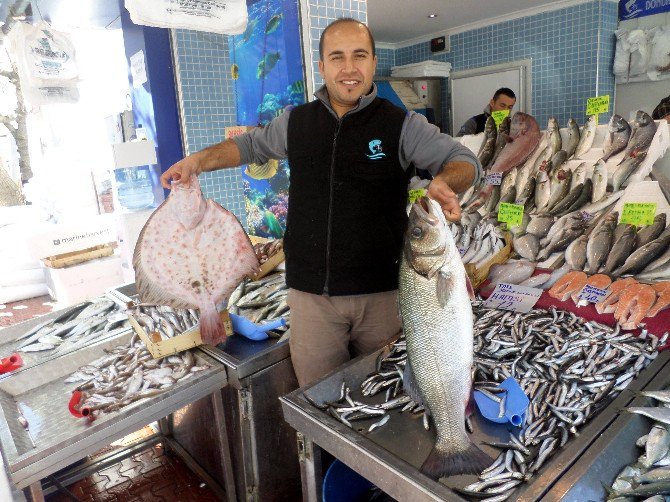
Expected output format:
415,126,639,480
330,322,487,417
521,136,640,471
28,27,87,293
285,97,411,296
473,113,489,134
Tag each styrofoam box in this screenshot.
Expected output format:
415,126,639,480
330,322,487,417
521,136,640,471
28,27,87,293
29,213,118,259
391,61,452,78
44,254,124,305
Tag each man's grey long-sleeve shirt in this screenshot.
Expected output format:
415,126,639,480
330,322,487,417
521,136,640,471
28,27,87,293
233,84,482,186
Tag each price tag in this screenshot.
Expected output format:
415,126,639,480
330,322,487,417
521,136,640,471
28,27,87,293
577,285,610,304
586,95,610,116
620,202,657,227
491,110,510,129
484,283,543,313
458,247,467,257
486,173,502,186
580,211,594,223
408,188,427,204
498,202,524,227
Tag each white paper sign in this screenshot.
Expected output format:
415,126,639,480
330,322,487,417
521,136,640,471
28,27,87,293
577,285,610,303
130,51,147,88
484,283,543,313
486,173,502,186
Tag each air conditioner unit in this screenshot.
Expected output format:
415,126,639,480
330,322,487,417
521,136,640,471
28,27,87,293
391,61,452,78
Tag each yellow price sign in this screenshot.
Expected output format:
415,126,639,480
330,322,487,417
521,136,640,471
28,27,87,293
491,110,510,130
586,95,610,116
620,202,657,227
408,188,427,204
498,202,524,227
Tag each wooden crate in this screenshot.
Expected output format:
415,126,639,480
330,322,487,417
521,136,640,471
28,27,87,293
464,232,512,290
128,310,233,358
42,242,117,269
249,235,285,280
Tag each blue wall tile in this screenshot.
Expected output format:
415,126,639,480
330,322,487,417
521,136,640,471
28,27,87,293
376,47,394,76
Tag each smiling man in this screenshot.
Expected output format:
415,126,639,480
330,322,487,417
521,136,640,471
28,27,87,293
160,18,481,386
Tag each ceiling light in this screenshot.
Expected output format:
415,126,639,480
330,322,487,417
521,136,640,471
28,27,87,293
427,14,437,18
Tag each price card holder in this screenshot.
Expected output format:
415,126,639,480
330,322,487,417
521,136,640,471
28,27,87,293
577,285,610,303
491,110,510,130
486,173,502,186
408,188,427,204
620,202,657,227
483,283,543,313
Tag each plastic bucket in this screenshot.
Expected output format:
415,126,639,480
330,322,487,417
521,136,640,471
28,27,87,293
322,460,374,502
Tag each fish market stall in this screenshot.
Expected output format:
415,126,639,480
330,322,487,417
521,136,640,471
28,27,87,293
110,280,302,501
280,302,670,502
0,294,236,501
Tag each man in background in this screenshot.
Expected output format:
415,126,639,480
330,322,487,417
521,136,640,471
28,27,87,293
456,87,516,137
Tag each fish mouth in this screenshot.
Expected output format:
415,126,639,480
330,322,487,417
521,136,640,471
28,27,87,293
413,197,439,226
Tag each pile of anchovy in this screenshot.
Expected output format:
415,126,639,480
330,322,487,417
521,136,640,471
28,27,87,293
15,297,130,354
313,301,666,501
228,271,289,326
66,333,210,418
131,304,200,340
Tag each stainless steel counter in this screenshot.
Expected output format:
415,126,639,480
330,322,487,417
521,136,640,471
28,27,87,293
280,345,670,502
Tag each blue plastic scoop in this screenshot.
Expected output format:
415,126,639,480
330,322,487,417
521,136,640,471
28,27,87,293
473,377,530,427
229,313,286,341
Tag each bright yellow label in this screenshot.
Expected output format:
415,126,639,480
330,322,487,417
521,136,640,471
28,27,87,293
491,110,510,130
620,202,657,227
586,95,610,116
498,203,524,227
408,188,427,204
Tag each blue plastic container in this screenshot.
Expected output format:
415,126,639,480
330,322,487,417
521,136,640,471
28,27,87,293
322,460,374,502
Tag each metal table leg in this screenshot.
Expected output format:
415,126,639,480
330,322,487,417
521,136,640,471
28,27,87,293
297,433,322,502
212,391,237,502
24,482,44,502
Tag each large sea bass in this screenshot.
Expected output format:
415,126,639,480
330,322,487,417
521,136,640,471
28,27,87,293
399,198,490,479
134,175,259,345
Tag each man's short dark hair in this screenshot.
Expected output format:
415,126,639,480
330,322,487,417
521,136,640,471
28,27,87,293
319,18,376,60
493,88,516,101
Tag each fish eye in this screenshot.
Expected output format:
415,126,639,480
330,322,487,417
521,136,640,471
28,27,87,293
411,227,423,238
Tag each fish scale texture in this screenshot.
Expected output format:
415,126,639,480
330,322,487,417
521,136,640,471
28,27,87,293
399,261,472,454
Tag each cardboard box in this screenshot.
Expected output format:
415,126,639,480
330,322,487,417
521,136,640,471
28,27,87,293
464,233,512,290
44,254,124,305
249,235,285,280
128,310,232,358
29,214,118,259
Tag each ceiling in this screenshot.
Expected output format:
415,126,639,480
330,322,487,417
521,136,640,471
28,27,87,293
367,0,579,45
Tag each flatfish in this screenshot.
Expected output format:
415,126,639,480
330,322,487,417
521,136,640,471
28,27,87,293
133,175,258,345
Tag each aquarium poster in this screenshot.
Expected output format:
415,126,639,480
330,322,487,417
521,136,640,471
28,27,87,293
230,0,306,238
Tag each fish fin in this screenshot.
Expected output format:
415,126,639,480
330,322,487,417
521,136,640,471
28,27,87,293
465,274,476,301
420,442,492,479
402,361,427,410
435,272,453,308
198,304,228,346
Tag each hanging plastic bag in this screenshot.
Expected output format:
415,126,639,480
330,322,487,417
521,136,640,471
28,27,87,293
648,25,670,80
125,0,248,35
628,29,651,77
613,29,631,76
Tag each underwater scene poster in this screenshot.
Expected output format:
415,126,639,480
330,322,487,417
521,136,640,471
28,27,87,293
230,0,306,238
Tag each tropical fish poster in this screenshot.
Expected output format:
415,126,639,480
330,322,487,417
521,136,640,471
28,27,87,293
230,0,306,238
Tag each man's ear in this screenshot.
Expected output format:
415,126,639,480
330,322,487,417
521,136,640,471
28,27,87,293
489,98,496,109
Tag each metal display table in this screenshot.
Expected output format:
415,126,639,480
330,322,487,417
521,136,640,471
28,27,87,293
280,345,670,502
110,282,302,501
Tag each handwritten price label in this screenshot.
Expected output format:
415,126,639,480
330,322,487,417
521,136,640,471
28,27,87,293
491,110,510,130
484,283,543,313
498,203,524,227
408,188,427,204
586,95,610,116
486,173,502,186
620,202,657,227
577,285,610,303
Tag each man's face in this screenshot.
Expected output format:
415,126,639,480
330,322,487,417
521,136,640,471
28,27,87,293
490,94,516,113
318,22,377,117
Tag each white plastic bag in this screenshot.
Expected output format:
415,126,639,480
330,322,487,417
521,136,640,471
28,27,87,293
613,29,631,76
125,0,248,35
628,29,651,76
648,25,670,80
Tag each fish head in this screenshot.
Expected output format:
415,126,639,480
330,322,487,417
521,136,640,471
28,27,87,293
568,118,577,127
586,115,597,126
548,117,558,131
169,175,207,230
404,198,452,278
635,110,653,127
